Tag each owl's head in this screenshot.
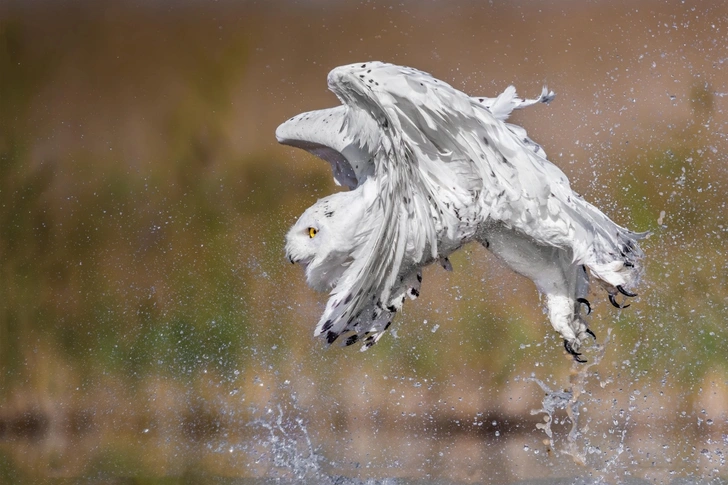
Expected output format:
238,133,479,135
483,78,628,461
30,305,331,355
285,182,374,292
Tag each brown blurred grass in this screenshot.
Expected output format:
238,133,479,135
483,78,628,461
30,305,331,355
1,0,728,481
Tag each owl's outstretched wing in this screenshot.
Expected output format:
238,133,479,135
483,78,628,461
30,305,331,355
276,82,554,188
310,110,446,345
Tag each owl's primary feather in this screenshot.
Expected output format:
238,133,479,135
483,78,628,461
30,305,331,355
280,62,646,360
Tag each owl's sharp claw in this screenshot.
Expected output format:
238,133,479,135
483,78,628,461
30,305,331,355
609,294,630,309
576,297,591,315
616,285,637,298
564,339,587,363
586,328,596,340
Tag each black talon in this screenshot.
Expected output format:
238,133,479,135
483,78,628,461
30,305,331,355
563,339,586,363
609,294,630,309
576,297,592,315
617,285,637,298
586,328,597,340
563,339,577,355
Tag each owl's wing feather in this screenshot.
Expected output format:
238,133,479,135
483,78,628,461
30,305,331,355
472,86,555,158
313,119,442,343
472,85,555,121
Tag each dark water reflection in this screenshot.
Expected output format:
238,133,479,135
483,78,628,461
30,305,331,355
1,0,728,483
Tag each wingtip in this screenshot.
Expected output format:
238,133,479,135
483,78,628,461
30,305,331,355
274,124,286,145
274,118,295,145
275,116,306,146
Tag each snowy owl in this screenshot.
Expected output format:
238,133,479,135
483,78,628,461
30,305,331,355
279,62,646,361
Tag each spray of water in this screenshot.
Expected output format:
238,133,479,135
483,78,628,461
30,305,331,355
248,397,323,480
527,329,615,467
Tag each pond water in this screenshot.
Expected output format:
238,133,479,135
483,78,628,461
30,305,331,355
1,1,727,483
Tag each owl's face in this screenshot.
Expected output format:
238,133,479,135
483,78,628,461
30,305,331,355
286,186,372,292
285,206,329,278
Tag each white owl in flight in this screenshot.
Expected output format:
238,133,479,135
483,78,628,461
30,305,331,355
278,62,646,362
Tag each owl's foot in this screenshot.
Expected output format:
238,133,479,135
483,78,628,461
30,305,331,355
564,339,586,363
546,294,596,362
563,318,597,363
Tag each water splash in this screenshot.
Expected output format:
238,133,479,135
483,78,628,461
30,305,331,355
248,399,323,480
246,394,403,485
527,329,614,466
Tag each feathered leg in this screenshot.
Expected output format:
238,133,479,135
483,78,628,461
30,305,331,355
477,225,594,361
335,269,423,351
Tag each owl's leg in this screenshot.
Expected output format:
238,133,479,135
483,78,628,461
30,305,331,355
547,261,593,361
355,269,423,351
477,225,593,361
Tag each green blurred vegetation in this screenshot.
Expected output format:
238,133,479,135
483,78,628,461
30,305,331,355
0,15,254,388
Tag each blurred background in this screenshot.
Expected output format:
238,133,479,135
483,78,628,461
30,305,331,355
1,0,727,483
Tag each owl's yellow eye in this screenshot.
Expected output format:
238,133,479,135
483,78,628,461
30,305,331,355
308,227,318,238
